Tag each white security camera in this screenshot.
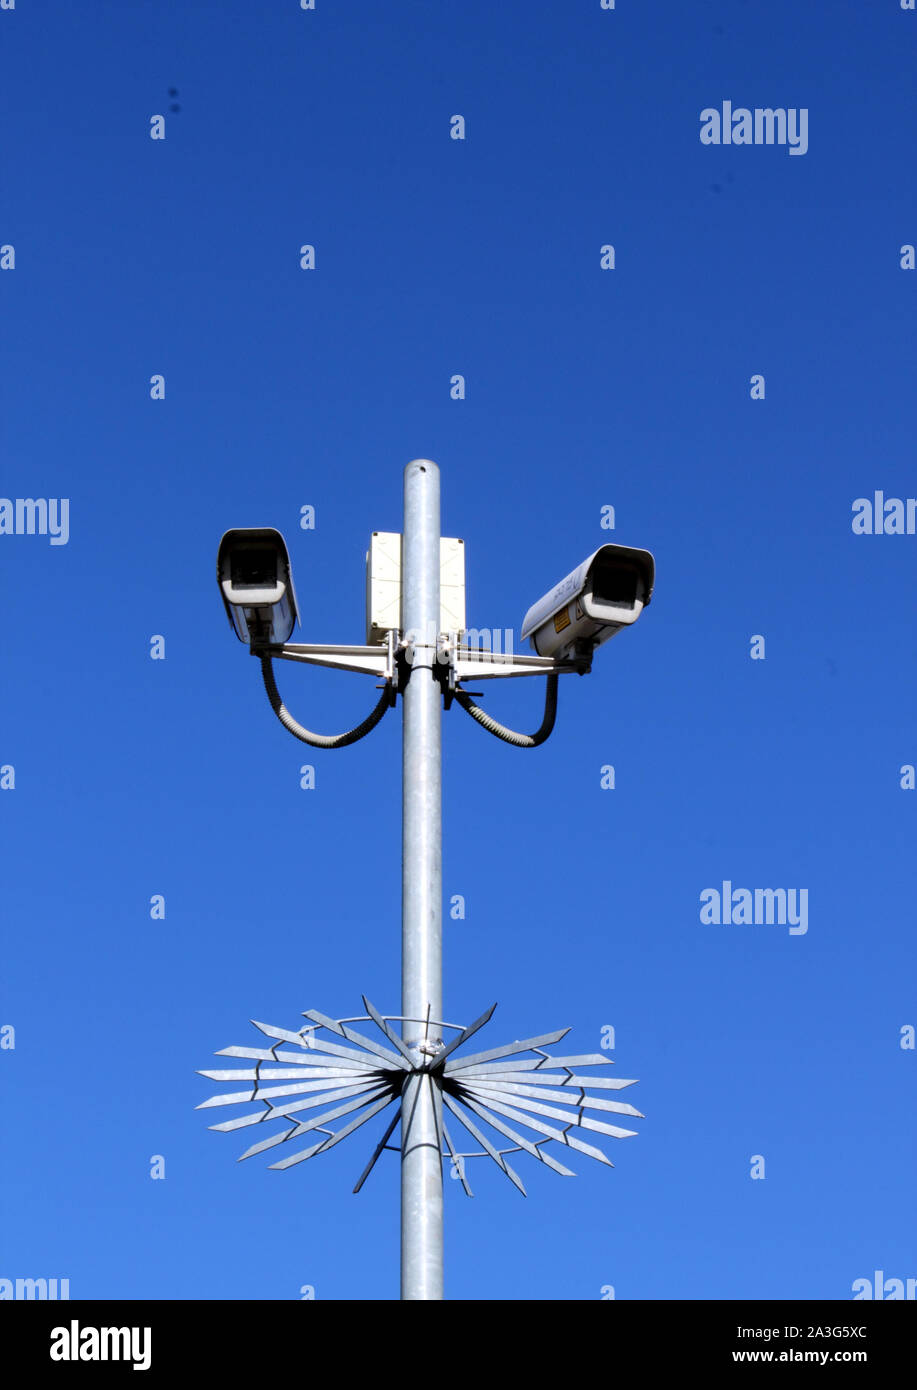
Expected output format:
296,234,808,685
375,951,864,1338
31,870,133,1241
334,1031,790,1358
520,543,655,661
217,527,300,647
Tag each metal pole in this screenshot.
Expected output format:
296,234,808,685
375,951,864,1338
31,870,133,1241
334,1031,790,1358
400,458,444,1301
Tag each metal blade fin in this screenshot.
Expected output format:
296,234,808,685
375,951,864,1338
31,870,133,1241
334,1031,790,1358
526,1053,618,1069
294,1030,401,1071
197,1074,388,1109
302,1009,411,1071
441,1122,474,1197
238,1088,391,1162
431,1003,498,1067
352,1106,402,1194
441,1093,527,1196
444,1028,571,1073
198,1067,374,1082
236,1122,300,1163
207,1080,387,1131
452,1066,637,1090
460,1083,639,1138
269,1092,397,1170
458,1089,617,1166
251,1020,318,1049
361,996,416,1066
467,1078,644,1118
216,1041,381,1070
456,1092,577,1178
271,1088,392,1150
445,1052,620,1077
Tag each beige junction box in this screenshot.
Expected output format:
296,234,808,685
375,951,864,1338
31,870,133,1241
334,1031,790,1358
365,531,466,643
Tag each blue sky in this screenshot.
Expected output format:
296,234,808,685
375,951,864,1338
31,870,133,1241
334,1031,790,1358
1,0,914,1301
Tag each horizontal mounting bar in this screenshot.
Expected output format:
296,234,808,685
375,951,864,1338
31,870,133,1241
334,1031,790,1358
450,649,582,681
268,642,394,678
267,639,580,682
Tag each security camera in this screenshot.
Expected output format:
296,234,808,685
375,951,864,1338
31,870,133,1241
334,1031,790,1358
520,543,655,661
217,527,300,647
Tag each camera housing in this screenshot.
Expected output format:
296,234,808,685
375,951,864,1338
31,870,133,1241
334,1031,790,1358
217,527,300,647
520,543,655,661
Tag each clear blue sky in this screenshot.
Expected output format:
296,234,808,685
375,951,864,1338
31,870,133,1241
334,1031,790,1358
1,0,914,1301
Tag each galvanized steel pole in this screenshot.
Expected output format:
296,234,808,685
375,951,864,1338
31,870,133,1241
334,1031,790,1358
400,458,444,1301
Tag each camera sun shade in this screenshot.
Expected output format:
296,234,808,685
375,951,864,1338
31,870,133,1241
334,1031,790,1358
520,543,655,660
217,527,300,647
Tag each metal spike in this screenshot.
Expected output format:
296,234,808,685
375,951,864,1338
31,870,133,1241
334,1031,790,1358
444,1028,571,1073
466,1079,644,1118
297,1031,404,1070
441,1122,474,1197
207,1080,387,1131
352,1107,403,1194
456,1089,617,1165
447,1050,619,1073
198,1067,373,1083
441,1094,527,1196
302,1009,411,1071
250,1020,316,1049
452,1066,637,1090
197,1074,389,1109
361,996,416,1065
430,1003,498,1067
215,1044,379,1069
238,1088,392,1162
269,1092,397,1170
459,1084,638,1139
213,1046,284,1062
528,1053,620,1069
236,1122,300,1163
457,1091,576,1178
